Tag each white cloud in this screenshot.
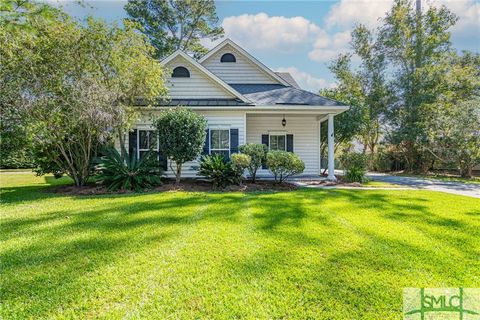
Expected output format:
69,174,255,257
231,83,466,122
434,0,480,36
221,13,321,51
308,30,352,62
276,67,334,92
325,0,393,29
325,0,480,38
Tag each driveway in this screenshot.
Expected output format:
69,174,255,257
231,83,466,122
368,173,480,198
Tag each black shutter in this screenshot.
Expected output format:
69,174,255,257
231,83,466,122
158,154,167,171
286,134,294,152
128,129,137,159
261,134,269,169
202,129,209,155
230,129,239,155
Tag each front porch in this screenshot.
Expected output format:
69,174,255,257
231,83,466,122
245,111,337,180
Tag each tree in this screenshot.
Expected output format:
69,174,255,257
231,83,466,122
319,55,366,167
124,0,224,59
0,0,62,168
350,24,390,155
1,3,167,185
378,0,457,172
426,52,480,177
153,107,207,183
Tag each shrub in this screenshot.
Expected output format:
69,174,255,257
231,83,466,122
198,154,234,189
340,152,368,183
266,151,305,183
95,148,162,191
238,143,267,183
153,107,207,184
231,153,251,184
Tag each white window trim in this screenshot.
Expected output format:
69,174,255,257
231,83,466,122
209,128,230,156
269,133,287,151
137,129,159,159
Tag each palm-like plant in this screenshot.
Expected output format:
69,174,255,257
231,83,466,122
95,148,163,191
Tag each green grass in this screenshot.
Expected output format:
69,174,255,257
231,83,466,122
1,173,479,319
363,180,401,188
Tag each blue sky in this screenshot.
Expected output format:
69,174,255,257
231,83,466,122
53,0,479,92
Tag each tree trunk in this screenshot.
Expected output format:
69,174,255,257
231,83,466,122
118,128,127,162
175,162,182,184
460,166,472,178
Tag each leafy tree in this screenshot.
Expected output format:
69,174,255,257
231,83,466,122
153,107,207,183
321,24,390,165
238,143,268,183
319,56,365,165
426,52,480,177
1,3,167,185
0,0,62,168
125,0,223,58
350,24,390,155
378,0,457,172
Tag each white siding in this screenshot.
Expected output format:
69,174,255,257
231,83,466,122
201,44,280,84
246,114,320,176
165,56,235,99
124,110,246,178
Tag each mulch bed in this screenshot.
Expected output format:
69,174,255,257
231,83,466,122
298,177,363,188
51,179,298,196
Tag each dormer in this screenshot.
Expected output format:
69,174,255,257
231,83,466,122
199,39,290,86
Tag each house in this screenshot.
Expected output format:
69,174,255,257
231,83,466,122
124,39,349,180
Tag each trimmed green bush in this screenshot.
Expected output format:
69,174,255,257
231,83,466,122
266,151,305,183
95,148,162,191
198,154,234,189
231,153,251,184
340,152,369,183
238,143,267,183
153,107,207,184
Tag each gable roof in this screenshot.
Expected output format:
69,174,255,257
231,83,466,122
198,39,291,87
275,72,300,88
161,50,251,103
230,84,347,107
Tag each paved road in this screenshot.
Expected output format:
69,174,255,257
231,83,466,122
367,173,480,198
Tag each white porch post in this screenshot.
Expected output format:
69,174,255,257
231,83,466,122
327,113,336,181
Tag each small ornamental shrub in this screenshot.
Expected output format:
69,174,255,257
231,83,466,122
95,148,162,191
230,153,251,184
266,151,305,183
340,152,369,183
238,143,267,183
153,107,207,184
198,154,234,189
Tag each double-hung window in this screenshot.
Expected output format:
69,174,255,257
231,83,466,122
269,134,286,151
137,130,159,159
210,128,230,157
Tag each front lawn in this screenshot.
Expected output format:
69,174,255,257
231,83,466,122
1,173,479,319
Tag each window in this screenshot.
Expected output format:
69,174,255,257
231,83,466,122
269,134,286,151
210,129,230,157
137,130,158,159
172,66,190,78
220,53,236,63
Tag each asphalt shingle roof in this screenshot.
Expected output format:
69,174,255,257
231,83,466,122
230,84,347,106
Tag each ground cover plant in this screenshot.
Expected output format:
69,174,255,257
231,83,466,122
1,172,479,319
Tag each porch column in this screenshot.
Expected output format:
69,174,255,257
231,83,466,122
327,114,336,181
